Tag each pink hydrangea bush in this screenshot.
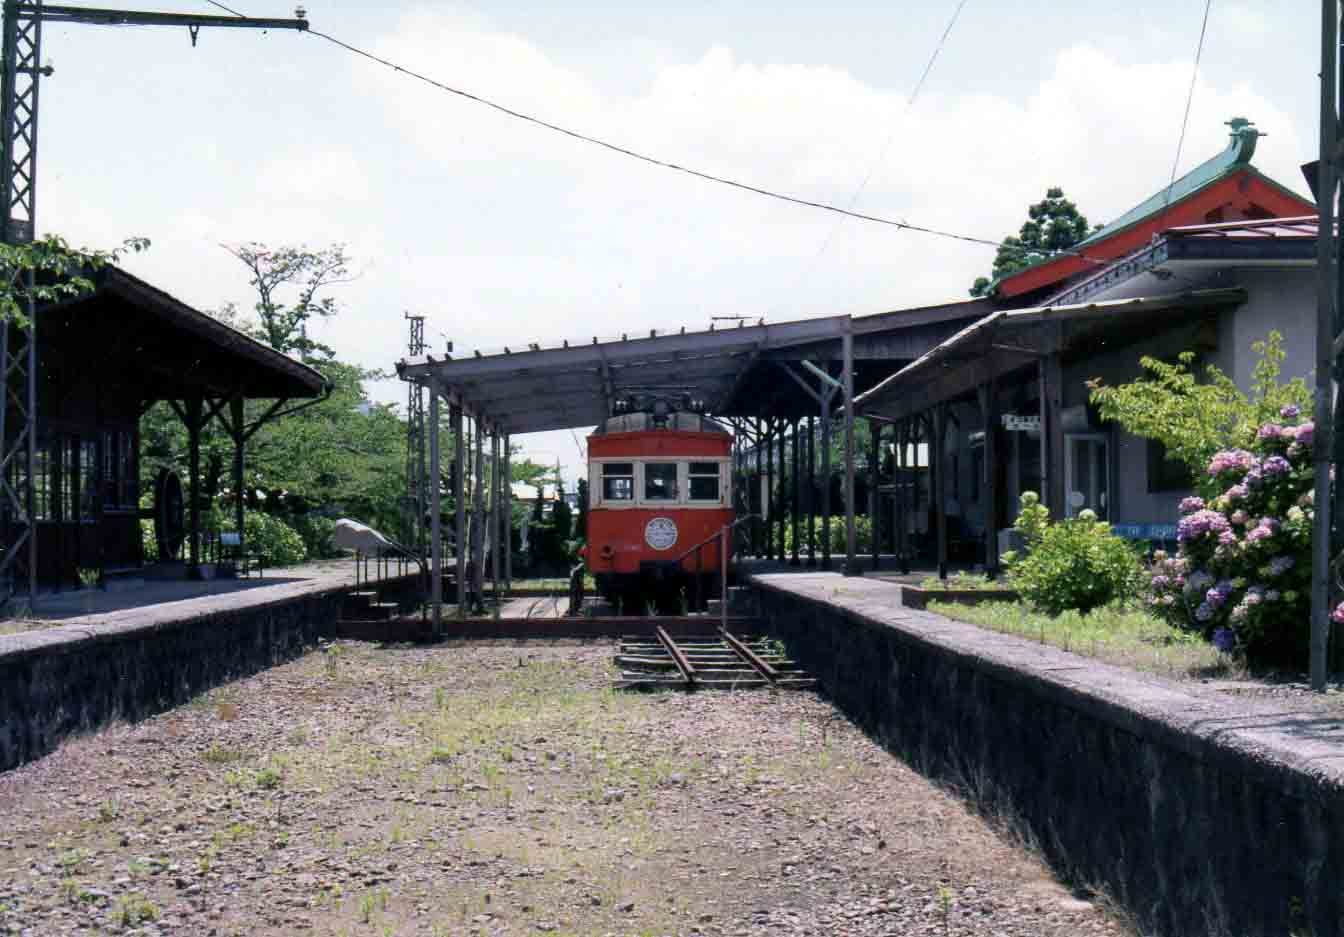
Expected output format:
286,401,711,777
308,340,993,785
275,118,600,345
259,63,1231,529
1146,406,1316,667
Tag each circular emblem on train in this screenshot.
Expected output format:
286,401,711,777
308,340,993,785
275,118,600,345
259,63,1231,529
644,517,678,551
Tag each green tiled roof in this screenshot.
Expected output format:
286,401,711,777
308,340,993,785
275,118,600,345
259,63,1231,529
1074,117,1262,248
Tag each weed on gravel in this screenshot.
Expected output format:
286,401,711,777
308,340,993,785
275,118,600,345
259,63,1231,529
0,642,1131,936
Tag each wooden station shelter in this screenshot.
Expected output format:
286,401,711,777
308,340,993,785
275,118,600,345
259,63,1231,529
5,265,326,592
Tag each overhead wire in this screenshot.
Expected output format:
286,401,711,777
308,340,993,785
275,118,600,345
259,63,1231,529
303,27,1098,265
201,0,247,17
1151,0,1215,291
1159,0,1214,226
799,0,970,271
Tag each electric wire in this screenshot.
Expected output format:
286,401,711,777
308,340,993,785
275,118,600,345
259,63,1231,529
201,0,246,17
1159,0,1214,226
305,27,1095,264
803,0,970,267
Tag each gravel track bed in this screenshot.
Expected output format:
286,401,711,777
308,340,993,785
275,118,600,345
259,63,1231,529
0,641,1131,936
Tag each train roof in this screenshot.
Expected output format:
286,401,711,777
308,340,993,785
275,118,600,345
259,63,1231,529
591,412,730,435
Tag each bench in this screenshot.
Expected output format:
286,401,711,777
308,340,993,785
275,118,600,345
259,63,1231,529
219,531,265,579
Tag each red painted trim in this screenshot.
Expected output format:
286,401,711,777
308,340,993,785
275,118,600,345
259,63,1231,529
997,171,1316,298
589,431,731,459
586,507,735,574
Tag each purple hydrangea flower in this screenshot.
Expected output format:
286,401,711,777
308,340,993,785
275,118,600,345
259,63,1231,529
1266,590,1281,602
1178,510,1231,543
1185,571,1214,594
1150,574,1171,590
1225,483,1249,502
1178,496,1205,514
1268,555,1295,576
1207,449,1254,477
1205,580,1236,610
1195,602,1215,622
1281,404,1301,420
1230,509,1249,526
1213,627,1237,652
1257,423,1287,441
1332,602,1344,625
1262,455,1292,476
1295,422,1316,447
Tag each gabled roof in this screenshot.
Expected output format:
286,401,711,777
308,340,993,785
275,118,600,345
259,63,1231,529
1072,118,1272,249
993,119,1316,300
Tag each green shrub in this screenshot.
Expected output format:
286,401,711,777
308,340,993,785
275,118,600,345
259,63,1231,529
140,519,158,562
243,511,306,567
782,516,872,554
290,514,339,559
1005,497,1143,615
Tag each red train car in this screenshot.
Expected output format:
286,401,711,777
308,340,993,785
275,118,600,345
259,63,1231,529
584,409,733,610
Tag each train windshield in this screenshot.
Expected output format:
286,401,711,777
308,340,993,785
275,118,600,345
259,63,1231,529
602,462,634,500
644,462,678,501
688,462,720,501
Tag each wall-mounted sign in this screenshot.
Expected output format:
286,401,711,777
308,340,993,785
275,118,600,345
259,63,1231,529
1001,414,1041,432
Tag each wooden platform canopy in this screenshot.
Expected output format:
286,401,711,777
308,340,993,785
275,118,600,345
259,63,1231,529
15,265,328,589
855,287,1249,577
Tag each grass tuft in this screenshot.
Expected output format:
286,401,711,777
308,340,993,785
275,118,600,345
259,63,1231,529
929,600,1236,678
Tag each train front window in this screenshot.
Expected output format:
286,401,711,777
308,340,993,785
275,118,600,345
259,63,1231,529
602,462,634,501
688,462,720,501
644,462,678,501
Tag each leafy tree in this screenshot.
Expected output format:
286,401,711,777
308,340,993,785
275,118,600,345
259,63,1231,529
1087,332,1311,498
220,242,354,360
0,235,149,325
969,188,1094,297
140,243,407,546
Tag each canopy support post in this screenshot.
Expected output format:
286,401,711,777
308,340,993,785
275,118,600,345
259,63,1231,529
429,387,442,634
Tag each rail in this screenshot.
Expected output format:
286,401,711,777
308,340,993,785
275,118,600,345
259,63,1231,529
353,533,428,590
671,513,760,623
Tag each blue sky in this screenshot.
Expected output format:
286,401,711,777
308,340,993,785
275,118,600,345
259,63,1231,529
32,1,1317,476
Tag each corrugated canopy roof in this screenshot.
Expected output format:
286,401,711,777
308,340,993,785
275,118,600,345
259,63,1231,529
856,288,1247,420
398,315,858,434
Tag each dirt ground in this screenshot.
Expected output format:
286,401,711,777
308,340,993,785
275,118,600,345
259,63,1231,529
0,642,1132,937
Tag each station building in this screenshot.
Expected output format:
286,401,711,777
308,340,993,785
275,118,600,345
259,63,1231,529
857,118,1319,570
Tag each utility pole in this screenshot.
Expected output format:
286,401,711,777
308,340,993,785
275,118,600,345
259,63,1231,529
1313,0,1342,690
404,312,426,554
0,2,308,606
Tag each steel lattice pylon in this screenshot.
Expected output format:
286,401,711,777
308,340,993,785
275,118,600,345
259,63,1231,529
0,0,44,606
404,313,426,554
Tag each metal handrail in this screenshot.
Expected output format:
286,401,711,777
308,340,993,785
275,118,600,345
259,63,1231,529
671,513,760,615
670,513,760,565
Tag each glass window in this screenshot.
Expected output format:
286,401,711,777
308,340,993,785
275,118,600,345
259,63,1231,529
118,431,136,508
602,462,633,501
688,461,720,501
58,437,74,522
644,462,678,501
32,446,50,521
79,439,97,520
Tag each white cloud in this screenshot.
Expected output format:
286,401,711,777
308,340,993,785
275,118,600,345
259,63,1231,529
31,7,1310,481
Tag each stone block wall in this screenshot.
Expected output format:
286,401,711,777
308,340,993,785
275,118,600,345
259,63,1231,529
753,574,1344,937
0,574,421,774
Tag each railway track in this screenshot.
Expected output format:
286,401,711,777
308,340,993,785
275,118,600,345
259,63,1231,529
616,628,816,691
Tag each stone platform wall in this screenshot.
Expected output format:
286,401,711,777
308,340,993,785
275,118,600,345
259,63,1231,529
0,574,420,773
751,573,1344,937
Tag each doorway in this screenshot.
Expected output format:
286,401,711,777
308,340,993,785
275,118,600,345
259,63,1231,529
1064,433,1110,519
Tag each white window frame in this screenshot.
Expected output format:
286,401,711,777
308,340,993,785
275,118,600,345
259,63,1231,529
588,457,730,509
